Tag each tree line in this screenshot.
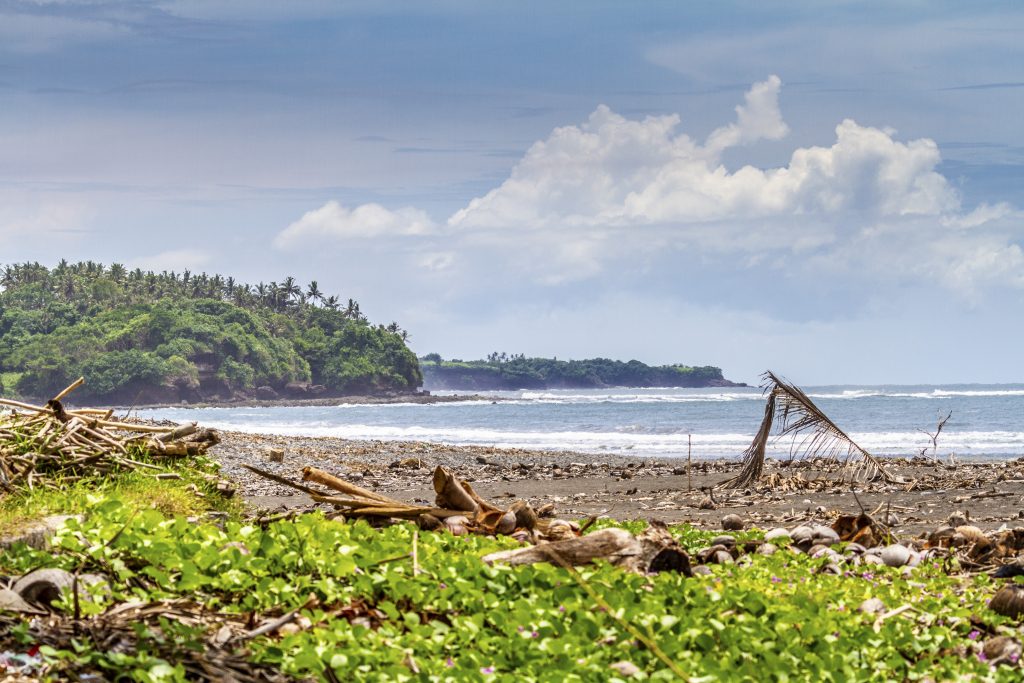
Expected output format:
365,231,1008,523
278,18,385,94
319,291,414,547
0,261,421,403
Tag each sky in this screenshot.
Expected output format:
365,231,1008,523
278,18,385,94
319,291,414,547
1,1,1023,385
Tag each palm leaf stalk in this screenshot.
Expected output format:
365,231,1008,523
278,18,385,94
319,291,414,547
724,371,894,488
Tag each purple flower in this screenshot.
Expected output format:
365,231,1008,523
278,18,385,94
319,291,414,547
978,652,988,662
771,576,781,584
558,606,566,613
445,658,454,668
517,626,525,632
439,583,447,590
968,630,981,641
481,666,495,674
531,631,539,638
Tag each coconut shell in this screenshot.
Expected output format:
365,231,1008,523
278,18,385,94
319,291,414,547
990,584,1024,619
955,525,987,545
983,635,1023,664
721,514,745,531
880,544,912,568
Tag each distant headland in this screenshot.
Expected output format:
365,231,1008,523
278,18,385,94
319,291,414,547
418,353,745,391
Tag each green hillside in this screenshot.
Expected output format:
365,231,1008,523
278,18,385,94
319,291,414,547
0,261,421,403
419,353,739,390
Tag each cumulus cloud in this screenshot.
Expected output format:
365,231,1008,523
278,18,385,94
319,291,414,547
280,76,1022,295
450,77,960,232
274,201,435,249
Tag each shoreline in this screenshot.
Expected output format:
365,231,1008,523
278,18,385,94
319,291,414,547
211,430,1024,535
104,392,496,412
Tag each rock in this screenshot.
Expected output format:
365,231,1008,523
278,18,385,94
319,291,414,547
255,385,279,400
764,527,791,542
264,447,284,463
880,544,912,568
692,565,713,576
756,543,777,556
721,514,745,531
0,514,80,550
698,496,716,510
862,553,884,566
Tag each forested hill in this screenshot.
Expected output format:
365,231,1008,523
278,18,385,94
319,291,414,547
419,354,743,391
0,261,421,404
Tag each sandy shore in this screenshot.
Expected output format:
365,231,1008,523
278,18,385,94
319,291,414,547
210,430,1024,535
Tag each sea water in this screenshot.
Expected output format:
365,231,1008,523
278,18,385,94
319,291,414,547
134,385,1024,461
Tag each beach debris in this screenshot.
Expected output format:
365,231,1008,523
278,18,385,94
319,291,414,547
241,463,581,544
721,514,745,530
990,584,1024,619
263,447,285,463
723,371,894,488
482,521,692,575
982,636,1023,666
0,378,222,495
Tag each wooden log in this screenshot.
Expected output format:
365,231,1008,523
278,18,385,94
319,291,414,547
432,465,479,512
156,422,198,442
303,467,397,504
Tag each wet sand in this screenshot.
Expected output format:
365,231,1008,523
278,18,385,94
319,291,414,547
212,431,1024,535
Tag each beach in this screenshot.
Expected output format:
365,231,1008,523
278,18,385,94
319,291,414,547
215,430,1024,535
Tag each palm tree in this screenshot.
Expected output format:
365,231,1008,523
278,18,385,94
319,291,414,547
306,280,323,306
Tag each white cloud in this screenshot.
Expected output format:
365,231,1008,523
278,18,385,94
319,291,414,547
450,77,960,232
274,201,435,249
704,74,788,154
281,77,1023,296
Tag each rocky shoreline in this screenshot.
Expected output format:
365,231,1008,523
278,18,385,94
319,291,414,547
210,430,1024,536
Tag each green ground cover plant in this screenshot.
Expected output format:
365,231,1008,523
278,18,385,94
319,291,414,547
1,503,1020,682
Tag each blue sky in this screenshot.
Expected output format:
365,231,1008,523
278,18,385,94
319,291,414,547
2,1,1023,384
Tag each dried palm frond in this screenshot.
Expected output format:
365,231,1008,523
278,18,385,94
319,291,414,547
724,371,894,488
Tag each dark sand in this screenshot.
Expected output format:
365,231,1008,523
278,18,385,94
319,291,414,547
212,431,1024,535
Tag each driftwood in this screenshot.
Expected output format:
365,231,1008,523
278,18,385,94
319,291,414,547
245,464,571,543
482,521,691,575
0,378,221,494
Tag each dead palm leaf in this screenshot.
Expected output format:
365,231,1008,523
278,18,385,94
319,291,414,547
724,371,894,488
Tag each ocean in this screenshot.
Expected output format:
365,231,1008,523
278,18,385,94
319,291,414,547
134,385,1024,461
